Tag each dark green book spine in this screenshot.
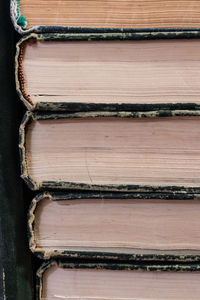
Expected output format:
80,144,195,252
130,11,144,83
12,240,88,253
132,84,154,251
0,0,33,299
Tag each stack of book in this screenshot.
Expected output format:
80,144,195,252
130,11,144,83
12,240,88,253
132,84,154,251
11,0,200,299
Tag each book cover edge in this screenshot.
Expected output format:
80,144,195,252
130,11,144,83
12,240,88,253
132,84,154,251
19,111,38,190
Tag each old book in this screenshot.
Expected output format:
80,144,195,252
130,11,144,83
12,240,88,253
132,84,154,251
37,261,200,300
16,33,200,111
10,0,200,34
29,192,200,261
20,110,200,193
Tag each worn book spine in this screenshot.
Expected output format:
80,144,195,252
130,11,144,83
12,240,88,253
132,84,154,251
28,191,200,262
19,110,200,192
16,32,200,111
36,260,200,300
